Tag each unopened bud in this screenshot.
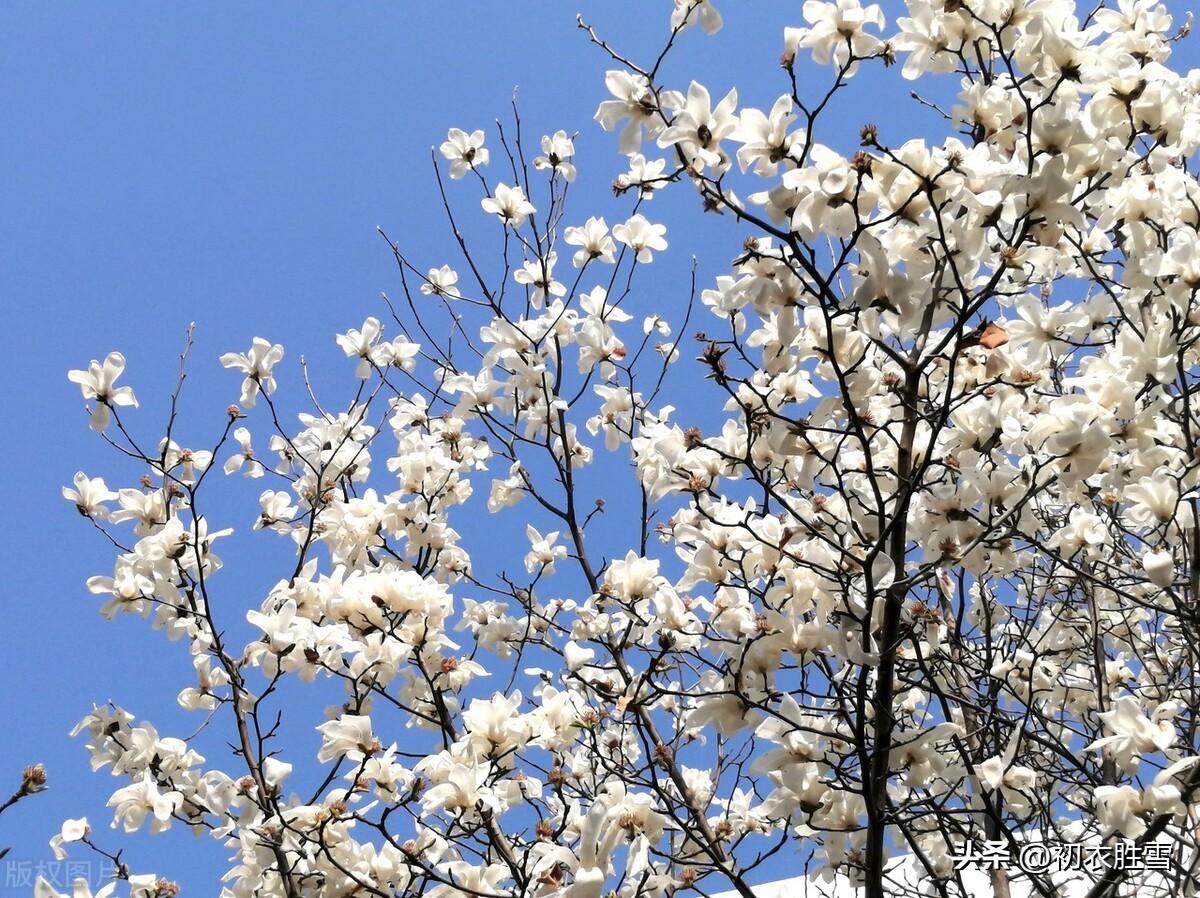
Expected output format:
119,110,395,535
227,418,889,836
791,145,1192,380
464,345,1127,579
21,763,47,793
851,151,874,175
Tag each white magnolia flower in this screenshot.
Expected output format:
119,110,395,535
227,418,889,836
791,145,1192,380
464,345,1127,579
1092,780,1184,838
418,755,494,814
595,70,661,154
613,214,668,263
975,740,1038,816
107,772,183,833
68,352,138,432
255,489,297,531
564,640,596,672
616,154,669,198
786,0,885,70
336,316,384,378
440,128,489,179
462,691,530,756
219,337,284,408
63,473,117,519
263,757,293,789
1089,697,1178,772
533,130,576,181
736,95,798,175
671,0,723,34
564,217,616,267
1142,547,1175,587
657,80,738,172
481,182,535,227
223,426,264,478
513,252,566,308
57,5,1200,892
421,264,461,297
35,879,116,898
316,714,380,763
524,524,567,575
48,817,89,860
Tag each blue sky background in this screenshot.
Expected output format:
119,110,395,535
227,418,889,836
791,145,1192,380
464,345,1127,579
3,3,1197,895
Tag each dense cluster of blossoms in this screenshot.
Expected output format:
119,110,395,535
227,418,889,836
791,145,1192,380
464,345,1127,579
56,1,1200,897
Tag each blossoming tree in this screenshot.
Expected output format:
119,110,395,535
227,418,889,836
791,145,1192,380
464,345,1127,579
54,1,1200,896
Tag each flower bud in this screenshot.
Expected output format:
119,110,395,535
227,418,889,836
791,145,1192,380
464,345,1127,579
20,763,47,794
1142,548,1175,588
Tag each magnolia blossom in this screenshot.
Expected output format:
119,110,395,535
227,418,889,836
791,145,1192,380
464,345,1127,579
107,772,183,833
975,742,1039,816
55,4,1200,898
671,0,723,34
223,426,264,478
1089,697,1179,772
67,352,138,432
657,80,739,172
787,0,886,69
439,128,489,179
335,316,385,378
736,94,798,175
564,217,616,267
1142,547,1175,587
48,817,89,861
594,70,662,154
219,337,284,408
1092,782,1184,837
523,524,567,574
615,154,669,197
35,881,116,898
418,754,494,815
612,214,667,263
421,264,461,297
513,252,566,307
62,473,117,519
316,714,381,763
533,130,576,181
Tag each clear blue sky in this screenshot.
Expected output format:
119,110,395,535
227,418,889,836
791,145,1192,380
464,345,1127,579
3,3,1196,895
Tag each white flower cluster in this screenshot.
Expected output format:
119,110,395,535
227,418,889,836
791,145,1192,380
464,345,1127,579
57,1,1200,897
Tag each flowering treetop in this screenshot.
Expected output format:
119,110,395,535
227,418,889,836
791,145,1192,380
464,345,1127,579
53,1,1200,897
